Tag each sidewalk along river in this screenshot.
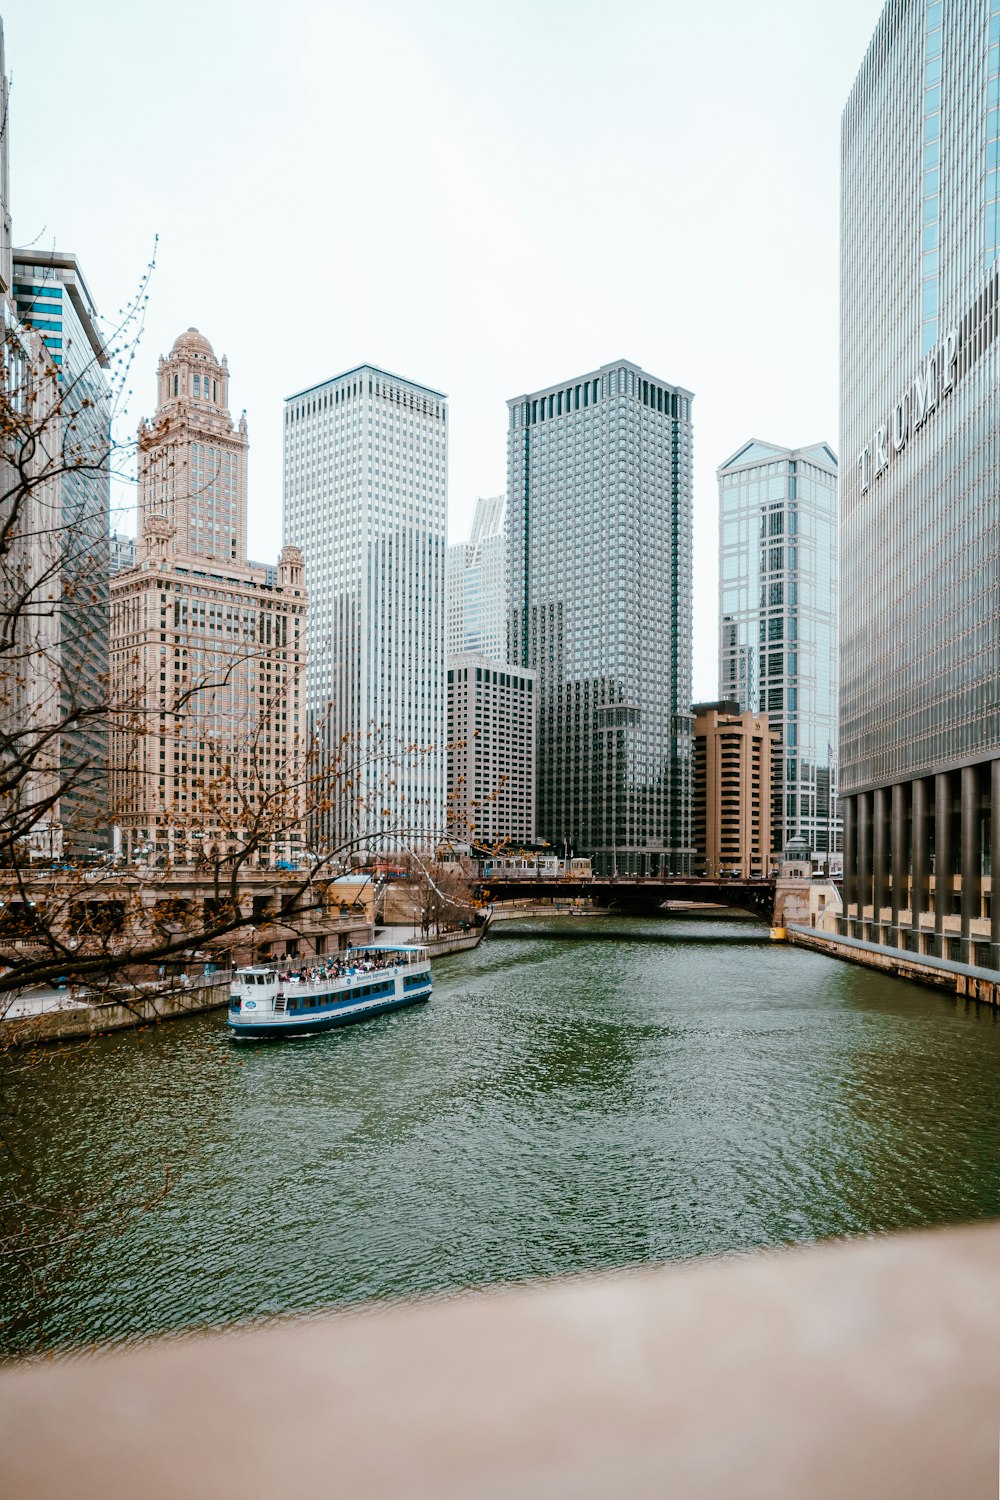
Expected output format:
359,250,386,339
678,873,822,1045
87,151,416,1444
4,915,1000,1355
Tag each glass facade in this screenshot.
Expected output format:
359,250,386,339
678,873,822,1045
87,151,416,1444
718,440,840,862
840,0,1000,969
506,360,694,875
446,494,506,660
13,253,111,852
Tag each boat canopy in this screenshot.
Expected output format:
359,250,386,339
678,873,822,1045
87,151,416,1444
347,944,427,956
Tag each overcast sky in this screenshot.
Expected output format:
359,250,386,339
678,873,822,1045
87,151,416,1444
7,0,882,697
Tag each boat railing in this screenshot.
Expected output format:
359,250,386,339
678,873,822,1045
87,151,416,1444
268,962,411,987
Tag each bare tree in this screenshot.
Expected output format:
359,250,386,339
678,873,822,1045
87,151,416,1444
0,259,472,1013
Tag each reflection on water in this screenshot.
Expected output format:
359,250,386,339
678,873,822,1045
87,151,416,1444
4,917,1000,1355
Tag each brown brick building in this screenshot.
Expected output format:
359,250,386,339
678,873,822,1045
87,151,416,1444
693,701,778,878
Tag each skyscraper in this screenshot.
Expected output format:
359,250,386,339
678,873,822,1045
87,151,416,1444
110,329,307,865
0,23,61,859
110,533,137,574
283,365,447,854
717,440,839,862
13,249,111,851
447,653,536,848
840,0,1000,971
507,360,694,875
0,23,11,301
446,494,506,659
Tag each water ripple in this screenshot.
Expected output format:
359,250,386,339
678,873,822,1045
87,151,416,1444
4,917,1000,1355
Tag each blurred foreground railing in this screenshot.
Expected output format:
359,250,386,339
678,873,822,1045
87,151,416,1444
2,1221,1000,1498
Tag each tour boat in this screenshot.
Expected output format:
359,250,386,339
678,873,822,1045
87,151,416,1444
227,945,432,1040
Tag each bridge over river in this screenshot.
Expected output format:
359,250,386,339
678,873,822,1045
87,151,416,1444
477,875,778,921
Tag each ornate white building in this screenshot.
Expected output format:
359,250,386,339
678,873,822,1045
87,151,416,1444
110,329,307,865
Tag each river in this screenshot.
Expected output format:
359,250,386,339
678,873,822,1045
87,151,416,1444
4,916,1000,1355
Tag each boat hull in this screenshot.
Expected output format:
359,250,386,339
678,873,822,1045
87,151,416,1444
227,984,430,1040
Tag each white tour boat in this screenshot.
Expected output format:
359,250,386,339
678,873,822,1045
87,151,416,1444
227,944,431,1040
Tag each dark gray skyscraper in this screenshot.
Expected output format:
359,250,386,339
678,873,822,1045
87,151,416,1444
506,359,694,875
840,0,1000,971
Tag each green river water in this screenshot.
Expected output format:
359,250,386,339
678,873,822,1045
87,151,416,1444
3,916,1000,1356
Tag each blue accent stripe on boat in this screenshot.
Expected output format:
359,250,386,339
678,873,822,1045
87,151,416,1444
228,988,430,1040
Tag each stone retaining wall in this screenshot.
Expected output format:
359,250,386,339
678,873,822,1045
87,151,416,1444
0,981,231,1046
420,927,488,959
786,925,1000,1006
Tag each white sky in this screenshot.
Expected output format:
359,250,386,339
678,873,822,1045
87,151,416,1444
6,0,882,698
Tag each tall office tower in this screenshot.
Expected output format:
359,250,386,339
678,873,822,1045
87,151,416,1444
283,366,448,854
0,331,63,857
248,559,278,587
0,24,10,299
447,653,536,847
446,494,506,658
110,533,137,574
13,250,111,851
717,440,840,863
507,360,694,875
840,0,1000,972
110,329,307,865
0,25,63,858
692,701,778,878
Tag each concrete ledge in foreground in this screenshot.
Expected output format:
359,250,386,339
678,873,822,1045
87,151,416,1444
3,1221,1000,1498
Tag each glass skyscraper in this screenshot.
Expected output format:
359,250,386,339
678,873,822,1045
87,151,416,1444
446,494,506,660
283,366,447,854
506,359,694,875
717,440,839,863
840,0,1000,970
12,249,110,851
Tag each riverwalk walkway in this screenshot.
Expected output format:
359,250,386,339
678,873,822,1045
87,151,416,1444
0,978,230,1045
2,987,93,1019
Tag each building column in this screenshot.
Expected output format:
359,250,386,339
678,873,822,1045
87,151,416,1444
961,763,981,963
842,795,857,920
991,759,1000,973
910,778,929,948
857,791,873,934
935,770,952,950
873,786,890,937
890,781,908,945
